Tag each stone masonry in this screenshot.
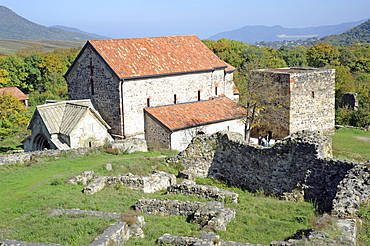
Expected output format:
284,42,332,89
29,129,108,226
251,68,335,138
65,38,235,139
70,170,177,194
135,198,236,231
167,179,239,203
170,131,368,215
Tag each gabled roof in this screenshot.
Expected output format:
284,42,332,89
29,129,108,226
0,87,29,100
144,96,247,131
84,35,235,80
33,99,110,135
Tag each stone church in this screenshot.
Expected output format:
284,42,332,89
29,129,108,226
61,35,245,150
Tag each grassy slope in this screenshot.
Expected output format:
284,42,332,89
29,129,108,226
0,150,315,246
1,128,368,245
0,40,84,54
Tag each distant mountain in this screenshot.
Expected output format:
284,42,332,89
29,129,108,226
0,5,103,41
51,25,110,40
316,19,370,45
208,19,368,44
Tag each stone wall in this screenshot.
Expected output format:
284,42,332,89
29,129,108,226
167,179,239,203
251,68,335,138
68,170,176,194
341,92,358,110
0,148,96,165
122,70,235,138
66,45,122,136
170,131,367,214
0,137,147,166
135,198,235,231
289,68,335,135
110,138,148,153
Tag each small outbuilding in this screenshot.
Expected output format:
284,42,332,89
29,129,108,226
22,99,113,151
0,87,29,107
144,96,247,151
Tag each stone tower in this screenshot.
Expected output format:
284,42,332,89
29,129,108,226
251,67,335,138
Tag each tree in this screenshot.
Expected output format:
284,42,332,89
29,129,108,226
0,92,29,140
276,46,307,67
236,62,288,142
0,69,10,86
306,43,340,68
0,55,29,91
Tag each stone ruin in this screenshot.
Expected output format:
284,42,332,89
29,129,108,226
167,179,239,203
341,92,358,110
1,130,368,245
135,199,235,232
67,170,176,194
170,131,370,218
0,209,145,246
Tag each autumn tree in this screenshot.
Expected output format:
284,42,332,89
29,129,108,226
236,62,288,142
0,69,10,86
0,92,29,140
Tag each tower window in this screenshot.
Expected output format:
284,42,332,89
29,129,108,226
174,94,177,104
215,86,218,95
198,90,201,101
90,78,94,95
312,91,315,98
147,98,150,107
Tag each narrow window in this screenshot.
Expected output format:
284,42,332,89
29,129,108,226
147,98,150,107
90,78,94,95
88,142,92,148
174,94,177,104
197,90,201,101
312,91,315,98
215,86,218,96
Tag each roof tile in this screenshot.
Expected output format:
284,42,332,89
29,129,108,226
145,97,247,131
0,87,29,100
89,35,235,79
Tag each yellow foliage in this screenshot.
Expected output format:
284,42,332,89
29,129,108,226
0,91,29,139
0,69,10,86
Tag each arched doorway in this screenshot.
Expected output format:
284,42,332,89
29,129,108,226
33,134,51,151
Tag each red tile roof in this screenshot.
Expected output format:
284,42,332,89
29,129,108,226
0,87,29,100
89,35,235,79
144,96,247,131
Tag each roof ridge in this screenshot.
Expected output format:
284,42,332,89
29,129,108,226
87,35,235,79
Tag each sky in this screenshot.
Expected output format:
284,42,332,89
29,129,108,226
1,0,370,39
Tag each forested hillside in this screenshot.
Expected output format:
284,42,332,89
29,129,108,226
0,6,96,41
317,19,370,46
208,19,367,44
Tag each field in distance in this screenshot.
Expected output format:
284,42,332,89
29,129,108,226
0,39,84,54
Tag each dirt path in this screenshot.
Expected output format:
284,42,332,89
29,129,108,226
353,136,370,143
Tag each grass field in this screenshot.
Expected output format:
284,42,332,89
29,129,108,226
0,40,84,54
0,149,316,245
330,128,370,162
0,128,369,245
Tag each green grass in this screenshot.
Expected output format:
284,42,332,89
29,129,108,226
330,128,370,162
1,128,369,245
0,149,316,245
